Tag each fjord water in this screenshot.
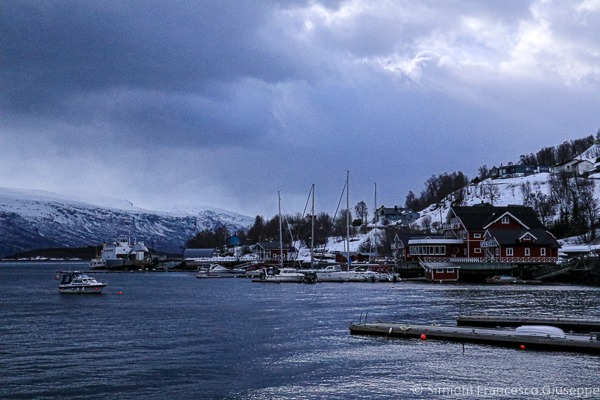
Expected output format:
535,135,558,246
2,262,600,399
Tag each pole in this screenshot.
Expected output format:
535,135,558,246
278,191,283,269
311,183,315,268
346,171,350,272
374,182,377,224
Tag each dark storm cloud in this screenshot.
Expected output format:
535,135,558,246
1,0,600,217
1,1,307,112
1,0,312,149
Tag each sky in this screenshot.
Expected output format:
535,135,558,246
2,0,600,219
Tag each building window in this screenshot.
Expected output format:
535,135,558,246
506,248,514,256
474,233,481,239
502,216,510,224
541,248,546,256
495,248,500,257
474,248,481,254
525,248,530,256
446,268,454,273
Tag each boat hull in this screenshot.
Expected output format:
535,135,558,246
196,273,244,278
316,271,369,282
264,275,305,283
58,284,106,294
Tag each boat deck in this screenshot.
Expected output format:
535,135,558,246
350,322,600,354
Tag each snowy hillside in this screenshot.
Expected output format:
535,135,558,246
0,187,254,257
416,173,553,225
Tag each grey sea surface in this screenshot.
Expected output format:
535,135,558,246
2,262,600,399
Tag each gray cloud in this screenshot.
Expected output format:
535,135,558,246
1,0,600,217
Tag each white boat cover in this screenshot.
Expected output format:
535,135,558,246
515,325,566,338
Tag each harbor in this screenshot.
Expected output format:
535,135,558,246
350,321,600,354
4,261,600,399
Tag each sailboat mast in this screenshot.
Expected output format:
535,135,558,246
278,191,283,269
372,182,377,253
346,170,350,272
311,184,315,268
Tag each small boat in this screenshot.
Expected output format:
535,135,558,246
267,267,304,283
252,267,306,283
89,257,107,269
515,325,566,338
195,264,244,278
57,271,107,294
485,275,523,284
313,265,371,282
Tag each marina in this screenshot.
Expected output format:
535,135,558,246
349,322,600,354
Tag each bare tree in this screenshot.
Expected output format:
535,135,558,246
531,191,557,228
576,178,599,241
478,165,489,180
422,215,432,233
354,201,368,225
520,182,533,206
481,183,501,205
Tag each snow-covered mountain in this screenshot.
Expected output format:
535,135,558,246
0,187,254,257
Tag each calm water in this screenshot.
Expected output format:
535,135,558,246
2,262,600,399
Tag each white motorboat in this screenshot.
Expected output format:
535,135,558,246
314,265,369,282
262,267,307,283
57,271,107,294
195,264,244,278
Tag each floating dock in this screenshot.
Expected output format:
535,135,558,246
349,323,600,354
457,315,600,333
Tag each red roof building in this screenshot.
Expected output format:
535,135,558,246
405,204,560,280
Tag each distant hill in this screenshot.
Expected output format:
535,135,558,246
0,187,253,258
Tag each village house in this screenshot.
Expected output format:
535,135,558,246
251,242,298,262
443,204,559,261
421,263,461,282
405,203,560,281
489,164,550,179
375,205,419,226
551,159,595,177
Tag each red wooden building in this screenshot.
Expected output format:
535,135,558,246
421,262,460,282
405,204,560,281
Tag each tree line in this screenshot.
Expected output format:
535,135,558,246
405,171,469,211
518,135,595,167
186,208,367,250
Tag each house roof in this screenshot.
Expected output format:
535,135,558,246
483,211,530,230
377,206,413,215
254,242,297,251
485,228,560,247
449,204,544,230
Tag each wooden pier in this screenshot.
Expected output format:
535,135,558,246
350,323,600,354
457,315,600,333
